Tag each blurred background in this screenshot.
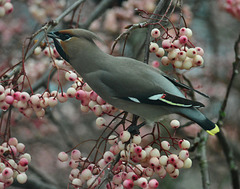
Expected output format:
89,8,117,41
0,0,239,188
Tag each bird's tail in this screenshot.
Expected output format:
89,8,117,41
179,108,220,135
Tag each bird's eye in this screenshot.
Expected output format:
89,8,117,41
55,32,73,41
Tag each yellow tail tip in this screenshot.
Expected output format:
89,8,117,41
206,124,220,135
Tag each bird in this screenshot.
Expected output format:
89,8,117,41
47,29,219,135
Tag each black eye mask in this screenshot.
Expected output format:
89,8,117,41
47,31,71,62
54,32,73,41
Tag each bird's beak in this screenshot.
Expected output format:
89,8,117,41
47,31,70,62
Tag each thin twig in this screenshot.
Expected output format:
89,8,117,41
197,131,210,189
216,33,240,189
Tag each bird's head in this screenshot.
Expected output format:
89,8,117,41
47,29,101,62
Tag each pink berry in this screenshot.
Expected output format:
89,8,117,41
30,94,40,105
170,168,180,178
108,135,118,145
93,105,103,116
185,28,193,38
8,137,18,146
57,92,68,103
97,159,107,169
161,140,170,150
123,179,134,189
120,131,131,143
69,159,79,169
90,91,98,101
67,87,77,98
4,2,13,14
134,146,142,154
71,149,81,160
183,158,192,168
159,155,168,166
151,28,161,38
81,169,92,180
179,35,188,44
186,48,197,58
173,40,182,48
20,92,30,102
178,51,187,61
175,159,184,169
161,56,171,66
166,163,175,173
17,173,27,184
170,119,180,129
103,151,114,162
58,152,69,162
113,174,122,185
181,139,190,149
149,157,159,168
95,117,106,127
150,148,160,157
167,49,179,61
2,167,13,179
195,47,204,56
144,167,154,177
173,60,183,69
162,39,171,49
96,96,105,105
137,177,148,188
155,47,165,58
193,55,204,66
151,60,160,68
4,88,14,96
168,154,178,164
72,178,82,187
18,158,28,167
182,58,193,70
5,95,14,104
16,143,25,153
149,42,159,53
148,179,159,188
48,97,58,107
179,27,187,36
179,150,189,161
132,135,141,144
75,90,86,100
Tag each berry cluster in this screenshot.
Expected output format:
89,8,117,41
149,27,204,70
0,69,116,120
221,0,240,20
58,120,192,189
0,137,30,188
28,0,66,24
0,0,13,18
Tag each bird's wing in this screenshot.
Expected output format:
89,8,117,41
162,74,209,98
97,57,204,108
121,92,204,108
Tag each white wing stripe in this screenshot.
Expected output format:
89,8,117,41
128,97,141,103
148,94,164,100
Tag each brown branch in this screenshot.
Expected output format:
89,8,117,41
216,33,240,189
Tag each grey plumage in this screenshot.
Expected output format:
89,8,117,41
48,29,219,135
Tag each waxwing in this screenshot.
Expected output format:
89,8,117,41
48,29,219,135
